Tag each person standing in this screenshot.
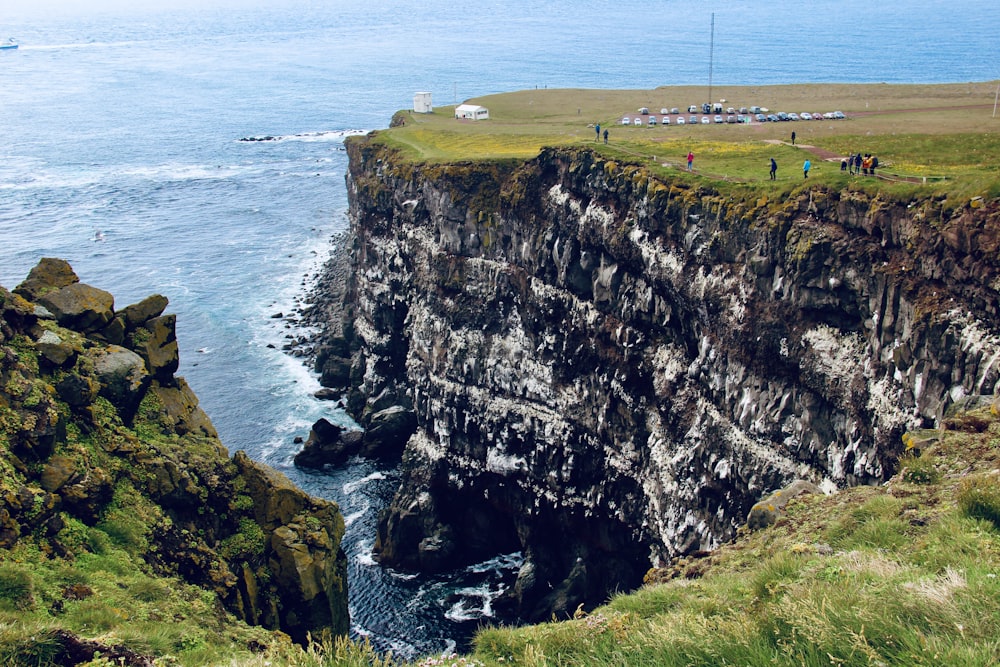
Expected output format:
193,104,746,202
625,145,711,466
769,157,777,180
595,123,601,142
603,128,608,144
803,159,811,178
687,151,694,171
791,131,796,146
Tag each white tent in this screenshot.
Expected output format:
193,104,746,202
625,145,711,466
454,104,489,120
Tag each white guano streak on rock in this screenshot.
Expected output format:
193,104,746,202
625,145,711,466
949,308,1000,395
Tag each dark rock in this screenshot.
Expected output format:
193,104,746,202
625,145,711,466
746,480,825,531
314,387,342,401
361,405,416,458
148,379,219,439
293,418,364,468
90,345,149,423
56,374,98,408
319,355,352,388
36,330,76,367
119,294,169,328
38,283,115,334
14,258,79,301
134,314,180,380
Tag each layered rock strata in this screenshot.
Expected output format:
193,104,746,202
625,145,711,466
0,259,348,644
323,140,1000,622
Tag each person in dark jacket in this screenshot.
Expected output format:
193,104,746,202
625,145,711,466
769,157,777,180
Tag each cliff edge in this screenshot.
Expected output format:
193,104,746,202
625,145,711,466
315,138,1000,623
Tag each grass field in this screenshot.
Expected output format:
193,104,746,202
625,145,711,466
376,82,1000,200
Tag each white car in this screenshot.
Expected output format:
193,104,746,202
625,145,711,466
800,112,812,120
676,116,685,125
661,116,670,125
634,117,643,126
621,117,631,125
701,116,711,124
660,108,669,115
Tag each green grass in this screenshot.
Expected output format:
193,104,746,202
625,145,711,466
373,82,1000,200
453,406,1000,667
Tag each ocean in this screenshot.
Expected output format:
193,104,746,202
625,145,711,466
2,0,998,657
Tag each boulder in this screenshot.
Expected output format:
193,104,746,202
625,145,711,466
14,258,79,301
35,330,76,367
361,405,416,458
119,294,169,329
38,283,115,334
148,379,220,440
56,374,98,408
293,418,364,468
134,314,180,380
746,480,824,530
90,345,150,423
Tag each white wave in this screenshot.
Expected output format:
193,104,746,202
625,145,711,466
467,551,524,575
237,129,369,144
388,570,419,581
444,585,496,622
343,507,367,528
355,540,377,567
343,471,386,495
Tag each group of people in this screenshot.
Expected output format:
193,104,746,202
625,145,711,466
843,152,879,176
767,157,812,180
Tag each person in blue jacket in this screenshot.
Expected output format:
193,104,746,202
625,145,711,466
803,159,811,178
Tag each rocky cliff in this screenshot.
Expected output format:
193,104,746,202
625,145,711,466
318,139,1000,623
0,259,348,654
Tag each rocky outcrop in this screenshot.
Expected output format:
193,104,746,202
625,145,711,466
324,140,1000,623
0,259,349,645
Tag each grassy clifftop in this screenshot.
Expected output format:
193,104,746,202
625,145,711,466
376,82,1000,201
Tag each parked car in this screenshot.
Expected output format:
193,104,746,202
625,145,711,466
648,116,657,125
661,116,671,125
833,111,846,119
621,117,631,125
739,107,748,114
726,115,736,123
634,117,643,126
670,107,680,114
690,115,699,124
676,116,685,125
822,112,835,119
638,107,649,115
767,114,780,122
749,106,762,113
702,116,711,124
787,113,800,121
799,112,812,120
713,115,723,123
777,112,789,121
660,108,669,115
755,113,767,122
726,107,736,114
688,105,699,113
703,103,712,113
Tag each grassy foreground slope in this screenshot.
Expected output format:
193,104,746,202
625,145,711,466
468,403,1000,666
380,82,1000,200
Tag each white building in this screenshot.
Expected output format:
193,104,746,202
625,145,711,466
454,104,489,121
413,92,433,113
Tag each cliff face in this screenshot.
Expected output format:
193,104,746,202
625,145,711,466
331,139,1000,622
0,259,348,650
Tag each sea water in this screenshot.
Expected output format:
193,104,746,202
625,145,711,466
2,0,998,657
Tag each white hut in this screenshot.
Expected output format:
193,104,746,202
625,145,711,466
413,92,433,114
454,104,489,121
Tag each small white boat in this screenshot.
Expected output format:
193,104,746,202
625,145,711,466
1,38,18,51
